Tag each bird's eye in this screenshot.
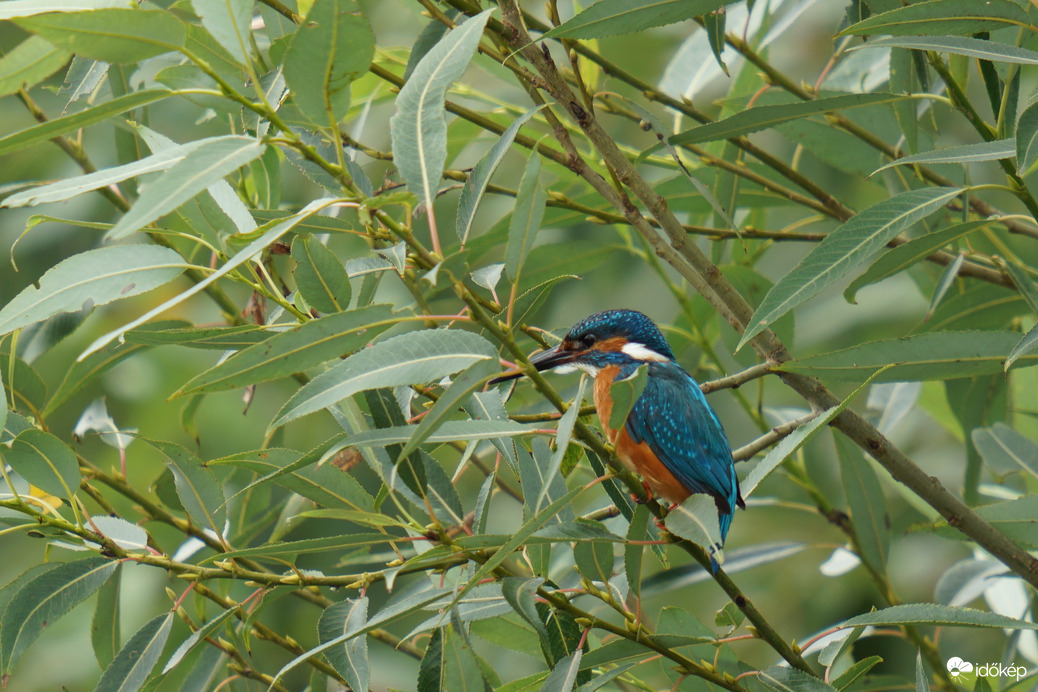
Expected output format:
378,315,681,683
580,333,597,348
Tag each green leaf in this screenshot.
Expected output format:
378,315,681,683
664,495,723,561
292,235,352,313
45,339,149,415
540,0,729,40
757,666,836,692
94,612,173,692
162,607,236,674
397,361,494,461
670,93,907,146
836,434,889,574
210,533,395,560
872,140,1015,175
191,0,253,65
4,137,211,208
4,428,80,499
841,603,1038,629
0,0,134,19
739,187,961,349
284,0,373,125
535,377,587,514
742,407,840,497
539,649,582,692
839,0,1029,37
337,420,531,448
389,10,492,217
0,244,185,337
80,198,338,359
781,331,1038,382
948,496,1038,549
832,656,882,690
0,36,71,98
624,505,650,599
124,323,270,351
857,36,1038,66
607,364,647,431
844,220,989,304
14,9,187,63
179,305,394,393
107,136,265,240
456,106,544,243
146,439,227,537
972,424,1038,478
0,89,171,157
318,598,369,692
501,578,550,644
90,564,121,671
1,557,118,673
573,540,614,584
272,329,497,428
1006,322,1038,372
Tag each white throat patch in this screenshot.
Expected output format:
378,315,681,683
621,342,669,362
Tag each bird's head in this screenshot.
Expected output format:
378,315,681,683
494,309,675,382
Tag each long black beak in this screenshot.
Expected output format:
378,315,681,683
489,344,577,384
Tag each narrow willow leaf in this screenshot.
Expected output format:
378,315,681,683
608,365,647,431
540,0,728,40
535,377,587,513
283,0,374,125
1,557,118,672
844,220,989,303
318,598,369,692
79,198,338,359
971,423,1038,478
856,36,1038,66
0,245,185,338
872,140,1014,175
841,603,1038,629
125,323,269,351
664,495,723,560
670,93,906,146
162,607,236,674
456,105,543,243
4,429,81,499
191,0,252,65
94,612,173,692
90,565,121,671
502,578,550,643
107,136,264,240
739,187,960,349
210,532,394,560
3,139,207,208
624,505,650,599
292,235,352,313
573,540,614,584
1000,259,1038,315
1006,322,1038,372
89,516,148,551
839,0,1029,37
757,666,836,692
743,409,837,497
397,361,493,461
272,329,496,428
889,48,918,153
0,36,71,97
389,10,492,218
146,439,227,537
782,331,1038,382
337,420,530,448
0,0,133,19
272,586,453,685
178,304,394,394
925,251,966,319
506,149,546,284
14,9,187,63
540,650,582,692
835,434,889,574
916,650,930,692
0,90,171,157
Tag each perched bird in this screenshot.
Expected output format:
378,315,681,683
494,309,743,571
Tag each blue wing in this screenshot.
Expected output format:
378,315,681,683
624,362,742,543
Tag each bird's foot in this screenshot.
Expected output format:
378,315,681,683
629,480,654,504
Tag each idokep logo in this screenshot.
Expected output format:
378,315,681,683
947,656,1027,685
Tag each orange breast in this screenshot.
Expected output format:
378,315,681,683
593,366,690,505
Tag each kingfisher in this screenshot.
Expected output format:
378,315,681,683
493,309,743,571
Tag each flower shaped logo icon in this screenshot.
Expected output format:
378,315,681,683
947,657,974,678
